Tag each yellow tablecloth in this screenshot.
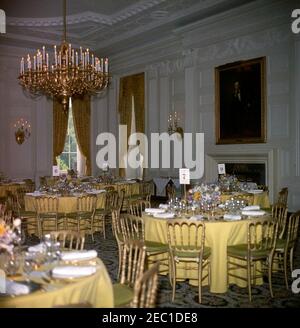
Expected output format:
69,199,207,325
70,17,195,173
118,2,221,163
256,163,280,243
220,191,270,208
93,182,140,196
144,214,272,293
0,257,114,308
0,182,25,197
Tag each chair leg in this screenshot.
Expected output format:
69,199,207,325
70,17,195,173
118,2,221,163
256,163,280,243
284,249,289,289
290,247,294,273
103,216,106,239
268,254,274,298
247,259,252,303
117,244,123,279
198,262,202,304
170,259,176,302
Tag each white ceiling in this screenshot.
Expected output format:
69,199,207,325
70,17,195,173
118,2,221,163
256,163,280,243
0,0,256,56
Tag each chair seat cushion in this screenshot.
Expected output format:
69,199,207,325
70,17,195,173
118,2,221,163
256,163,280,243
95,208,108,216
19,210,36,218
227,244,272,259
145,241,168,253
113,283,134,307
173,246,211,259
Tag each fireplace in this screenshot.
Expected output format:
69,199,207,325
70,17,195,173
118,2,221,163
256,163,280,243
225,163,266,185
205,149,276,203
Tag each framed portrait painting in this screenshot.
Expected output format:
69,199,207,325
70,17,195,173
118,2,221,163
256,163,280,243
215,57,266,144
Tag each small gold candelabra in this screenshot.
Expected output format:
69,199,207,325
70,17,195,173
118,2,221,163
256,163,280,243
14,118,31,145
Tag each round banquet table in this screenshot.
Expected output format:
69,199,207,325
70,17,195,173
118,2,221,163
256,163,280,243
0,257,114,308
24,193,106,213
0,182,26,197
143,213,272,294
93,181,140,196
24,192,106,235
220,191,270,208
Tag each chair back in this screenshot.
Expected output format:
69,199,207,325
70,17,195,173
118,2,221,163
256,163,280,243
119,240,146,287
5,191,20,215
77,194,96,212
104,186,115,192
277,187,288,207
272,204,288,238
50,230,85,250
131,262,159,308
104,190,119,211
36,196,59,213
285,210,300,249
112,209,122,239
16,188,27,210
120,214,145,242
129,200,151,217
117,189,125,211
141,180,153,202
247,219,278,253
23,179,35,192
166,219,206,255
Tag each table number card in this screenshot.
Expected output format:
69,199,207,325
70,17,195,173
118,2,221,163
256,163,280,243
179,168,190,184
52,165,59,177
218,164,226,175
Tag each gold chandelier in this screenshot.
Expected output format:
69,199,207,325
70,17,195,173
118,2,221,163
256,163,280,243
18,0,109,110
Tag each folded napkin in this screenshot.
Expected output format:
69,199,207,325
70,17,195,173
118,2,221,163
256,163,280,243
153,213,175,219
61,250,97,262
241,210,266,216
52,266,97,279
248,190,263,194
159,204,169,209
28,243,46,253
189,215,204,221
26,192,42,197
242,205,260,211
223,214,242,221
87,189,106,194
145,208,165,214
5,280,30,296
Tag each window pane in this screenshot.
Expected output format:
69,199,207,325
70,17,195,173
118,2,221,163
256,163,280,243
70,154,77,171
57,103,78,172
70,135,77,152
59,153,69,170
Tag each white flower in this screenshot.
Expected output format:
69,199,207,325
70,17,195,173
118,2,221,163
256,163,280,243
13,218,21,227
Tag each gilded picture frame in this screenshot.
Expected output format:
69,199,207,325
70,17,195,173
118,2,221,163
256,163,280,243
215,57,266,144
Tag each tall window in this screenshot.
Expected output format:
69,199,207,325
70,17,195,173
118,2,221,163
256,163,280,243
57,102,78,172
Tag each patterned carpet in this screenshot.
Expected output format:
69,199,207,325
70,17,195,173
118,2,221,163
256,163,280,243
83,224,300,308
27,217,300,308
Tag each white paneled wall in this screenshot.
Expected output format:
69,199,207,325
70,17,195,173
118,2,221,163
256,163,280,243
0,46,52,186
0,0,299,211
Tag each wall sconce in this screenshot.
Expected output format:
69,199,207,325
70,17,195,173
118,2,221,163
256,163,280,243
14,118,31,145
167,111,183,138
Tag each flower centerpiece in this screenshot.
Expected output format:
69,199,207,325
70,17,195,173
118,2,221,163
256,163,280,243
0,217,22,254
188,183,221,211
218,174,241,192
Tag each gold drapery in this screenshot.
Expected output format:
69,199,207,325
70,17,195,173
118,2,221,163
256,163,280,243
53,99,69,165
118,72,145,177
72,95,91,176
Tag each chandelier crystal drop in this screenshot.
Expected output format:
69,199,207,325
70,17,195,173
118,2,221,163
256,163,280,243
18,0,109,110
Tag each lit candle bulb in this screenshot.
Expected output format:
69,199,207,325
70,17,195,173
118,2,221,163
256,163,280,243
104,58,108,73
54,45,57,66
75,51,78,66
